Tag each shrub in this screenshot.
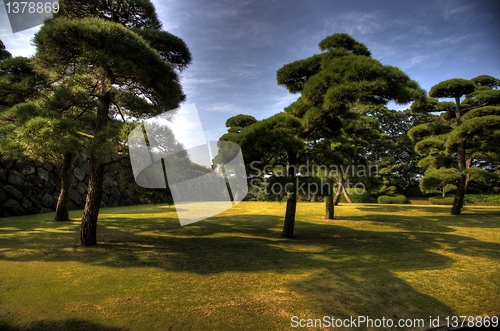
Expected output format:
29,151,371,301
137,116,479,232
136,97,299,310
377,194,409,204
464,194,500,203
339,188,371,203
428,197,455,205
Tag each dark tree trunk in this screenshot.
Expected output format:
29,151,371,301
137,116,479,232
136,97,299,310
54,151,73,222
451,100,466,216
80,86,110,246
325,177,334,219
325,195,334,219
451,174,466,215
282,152,297,238
80,154,105,245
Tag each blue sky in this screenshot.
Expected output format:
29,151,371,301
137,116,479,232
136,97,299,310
1,0,499,141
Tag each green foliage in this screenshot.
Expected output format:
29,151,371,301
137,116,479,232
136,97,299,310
470,75,500,89
132,28,191,71
377,194,409,204
33,17,184,115
318,33,371,56
277,33,423,142
419,168,459,194
0,57,47,108
239,112,304,166
366,108,434,195
56,0,162,29
339,188,371,203
464,194,500,203
410,74,500,214
429,78,475,100
428,197,455,205
225,114,257,134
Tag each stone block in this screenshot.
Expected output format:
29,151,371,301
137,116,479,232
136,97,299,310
70,189,82,206
21,197,33,209
73,167,86,181
26,175,42,188
0,169,7,183
37,168,49,182
41,193,55,207
42,163,54,172
19,162,36,176
3,185,23,200
8,170,25,186
0,188,7,204
75,182,88,195
3,199,26,215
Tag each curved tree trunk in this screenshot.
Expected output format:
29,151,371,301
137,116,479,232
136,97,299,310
282,152,297,238
333,176,342,205
342,185,353,203
54,151,73,222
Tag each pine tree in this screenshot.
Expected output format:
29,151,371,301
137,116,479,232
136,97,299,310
277,33,423,220
33,0,191,245
409,75,500,214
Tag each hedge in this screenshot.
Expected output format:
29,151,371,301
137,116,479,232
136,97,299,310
428,197,455,205
464,194,500,203
377,195,409,204
339,188,371,203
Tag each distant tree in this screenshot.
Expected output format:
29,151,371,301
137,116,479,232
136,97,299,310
33,0,190,245
225,114,257,134
409,75,500,214
277,33,423,220
0,40,11,62
366,107,435,195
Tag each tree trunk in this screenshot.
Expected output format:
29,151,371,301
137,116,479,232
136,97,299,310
80,86,110,246
282,152,297,238
465,158,472,191
80,154,105,245
325,177,334,219
342,185,353,203
333,179,343,206
451,174,466,215
54,151,73,222
325,195,334,219
333,176,342,205
451,98,466,215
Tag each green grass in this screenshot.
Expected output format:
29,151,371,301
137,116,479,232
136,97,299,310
0,202,499,330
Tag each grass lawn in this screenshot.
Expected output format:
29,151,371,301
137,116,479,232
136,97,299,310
0,202,499,330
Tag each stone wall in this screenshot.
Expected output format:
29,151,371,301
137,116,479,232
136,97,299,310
0,156,138,217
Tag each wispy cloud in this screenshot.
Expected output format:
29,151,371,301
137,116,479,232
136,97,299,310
323,11,388,36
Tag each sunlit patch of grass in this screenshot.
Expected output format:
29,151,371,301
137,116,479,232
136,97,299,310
0,202,499,330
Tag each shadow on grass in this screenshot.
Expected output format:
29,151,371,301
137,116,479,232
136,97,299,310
1,204,499,321
0,319,126,331
346,205,500,233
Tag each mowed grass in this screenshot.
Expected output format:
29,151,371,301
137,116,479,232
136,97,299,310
0,202,499,331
